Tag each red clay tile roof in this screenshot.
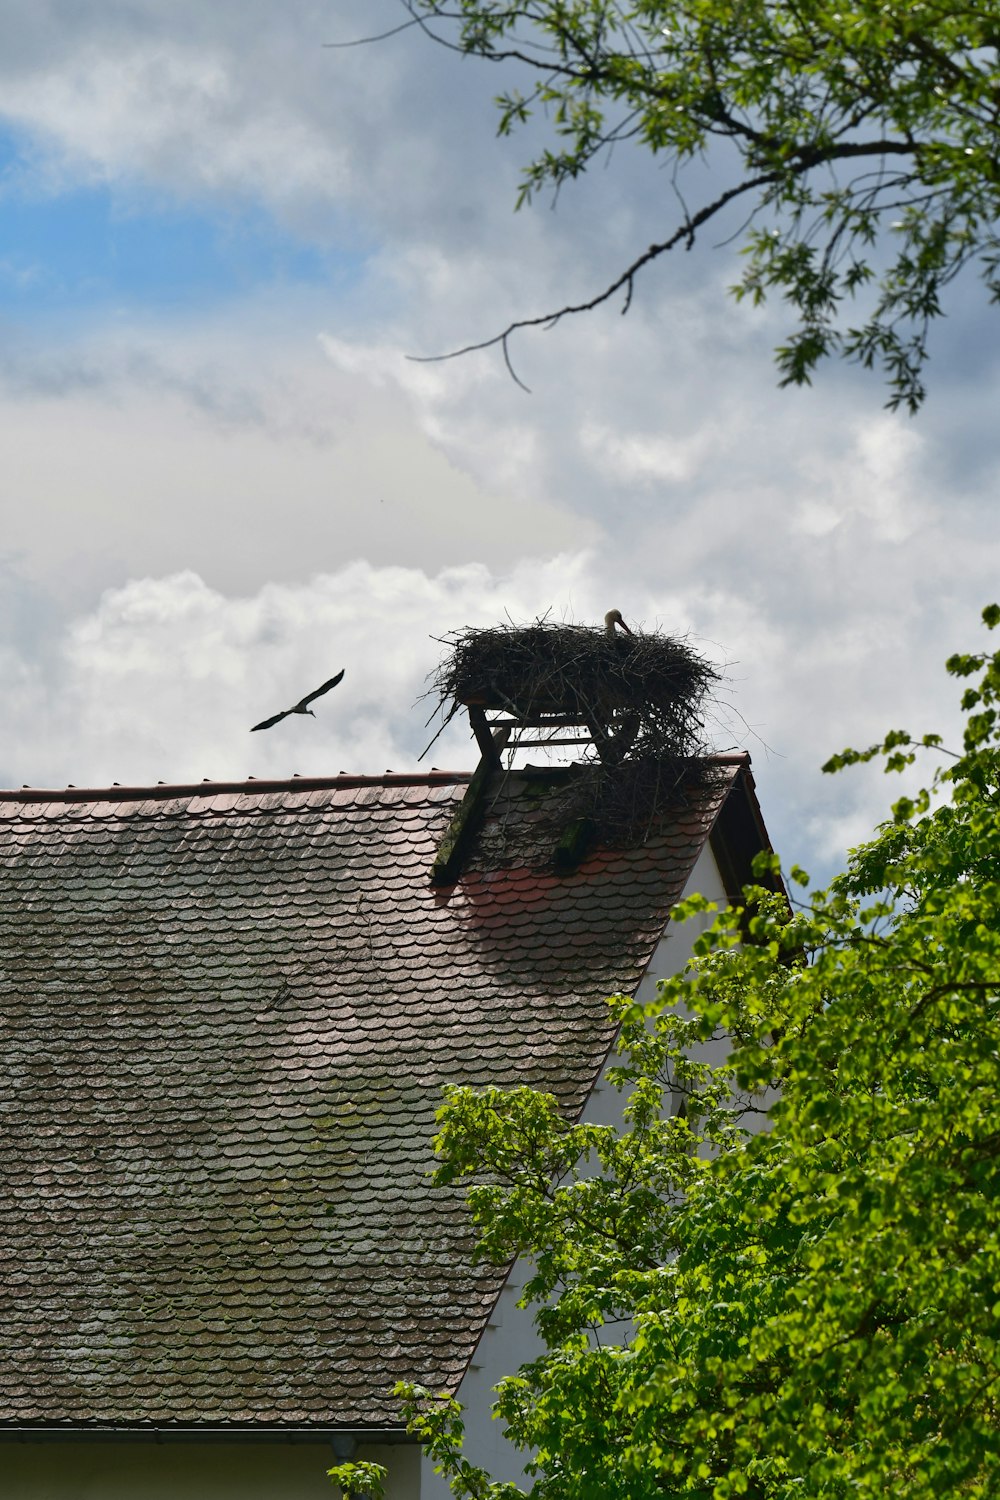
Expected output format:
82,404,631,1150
0,758,764,1433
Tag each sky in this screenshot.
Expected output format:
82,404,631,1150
0,0,997,885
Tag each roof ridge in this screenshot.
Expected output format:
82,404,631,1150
0,770,474,803
0,753,751,805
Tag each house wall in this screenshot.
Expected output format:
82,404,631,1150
421,843,731,1499
586,841,731,1128
0,1439,417,1500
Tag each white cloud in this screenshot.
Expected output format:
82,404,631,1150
794,414,926,543
0,315,596,605
0,30,350,227
0,1,521,241
579,422,712,487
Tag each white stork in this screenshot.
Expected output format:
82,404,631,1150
604,609,633,637
250,669,345,732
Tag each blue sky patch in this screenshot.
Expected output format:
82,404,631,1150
0,123,367,318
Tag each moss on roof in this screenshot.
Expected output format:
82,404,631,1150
0,766,745,1429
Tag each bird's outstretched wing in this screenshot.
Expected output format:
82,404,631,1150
250,708,291,732
300,669,345,708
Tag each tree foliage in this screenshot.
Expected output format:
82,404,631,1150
334,606,1000,1499
393,1,1000,408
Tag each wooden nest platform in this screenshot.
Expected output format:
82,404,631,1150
433,619,718,763
427,619,724,878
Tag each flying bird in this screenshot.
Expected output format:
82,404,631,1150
250,670,345,732
604,609,633,637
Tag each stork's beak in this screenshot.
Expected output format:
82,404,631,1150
618,618,633,635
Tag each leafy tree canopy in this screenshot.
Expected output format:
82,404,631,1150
389,1,1000,409
333,606,1000,1499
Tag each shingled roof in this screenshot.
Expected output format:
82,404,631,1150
0,757,767,1435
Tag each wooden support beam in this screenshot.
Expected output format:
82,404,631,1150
430,727,511,885
584,714,614,764
469,705,503,769
487,713,589,731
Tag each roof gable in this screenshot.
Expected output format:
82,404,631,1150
0,759,762,1431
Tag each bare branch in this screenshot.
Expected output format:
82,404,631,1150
323,17,426,48
406,169,782,384
408,139,917,384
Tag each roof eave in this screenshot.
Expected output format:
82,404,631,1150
0,1423,412,1446
708,758,782,903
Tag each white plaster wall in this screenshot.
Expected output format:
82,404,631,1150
585,841,731,1129
418,1266,540,1500
0,1438,419,1500
425,844,732,1499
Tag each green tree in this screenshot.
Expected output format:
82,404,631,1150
389,1,1000,409
333,606,1000,1499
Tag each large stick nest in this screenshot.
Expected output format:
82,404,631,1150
433,619,719,763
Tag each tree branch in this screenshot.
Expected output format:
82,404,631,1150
408,140,918,386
